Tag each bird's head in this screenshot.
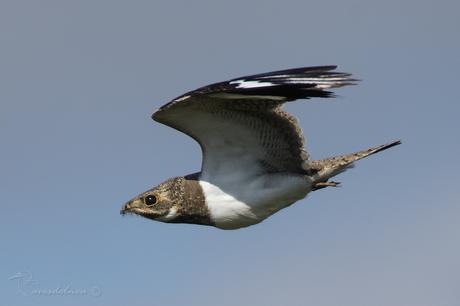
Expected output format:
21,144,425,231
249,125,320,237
120,177,184,222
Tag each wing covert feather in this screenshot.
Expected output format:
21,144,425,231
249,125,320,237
152,66,356,178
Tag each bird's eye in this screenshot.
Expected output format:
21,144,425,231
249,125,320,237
144,195,157,206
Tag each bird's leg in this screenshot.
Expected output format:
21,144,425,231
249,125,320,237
312,181,341,191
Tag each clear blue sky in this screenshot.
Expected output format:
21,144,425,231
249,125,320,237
1,1,459,305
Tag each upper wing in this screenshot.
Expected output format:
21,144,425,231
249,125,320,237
152,66,357,181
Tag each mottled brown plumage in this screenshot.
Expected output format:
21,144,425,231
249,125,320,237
310,140,402,189
121,66,400,229
121,173,212,226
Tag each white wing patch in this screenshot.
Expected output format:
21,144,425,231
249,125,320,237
173,95,191,102
208,93,285,100
230,76,350,90
230,80,274,89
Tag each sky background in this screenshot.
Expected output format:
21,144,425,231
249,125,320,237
1,0,459,305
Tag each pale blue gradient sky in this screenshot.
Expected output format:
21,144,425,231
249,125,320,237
1,1,459,305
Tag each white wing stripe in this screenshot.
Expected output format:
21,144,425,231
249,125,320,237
229,80,274,89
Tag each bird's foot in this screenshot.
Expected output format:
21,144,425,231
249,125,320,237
313,181,341,190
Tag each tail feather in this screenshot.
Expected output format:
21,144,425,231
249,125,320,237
311,140,401,184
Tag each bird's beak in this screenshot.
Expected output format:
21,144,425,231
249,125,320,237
120,199,143,215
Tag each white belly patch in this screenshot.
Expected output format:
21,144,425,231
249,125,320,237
199,174,311,229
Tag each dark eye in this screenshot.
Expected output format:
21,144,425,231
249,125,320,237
144,195,157,206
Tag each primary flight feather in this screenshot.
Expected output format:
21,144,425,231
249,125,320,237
121,66,400,229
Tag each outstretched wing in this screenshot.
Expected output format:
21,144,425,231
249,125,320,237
153,66,357,181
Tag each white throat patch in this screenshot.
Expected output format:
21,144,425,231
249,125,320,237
156,206,178,222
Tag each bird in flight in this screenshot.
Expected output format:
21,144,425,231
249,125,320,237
121,66,400,229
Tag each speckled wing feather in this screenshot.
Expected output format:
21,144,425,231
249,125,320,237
152,66,357,179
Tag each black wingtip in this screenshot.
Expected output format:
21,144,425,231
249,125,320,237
232,65,343,81
157,65,360,111
373,140,402,154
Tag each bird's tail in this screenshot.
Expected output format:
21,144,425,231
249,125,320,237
310,140,401,190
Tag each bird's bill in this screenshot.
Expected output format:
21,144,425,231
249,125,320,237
120,199,144,215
